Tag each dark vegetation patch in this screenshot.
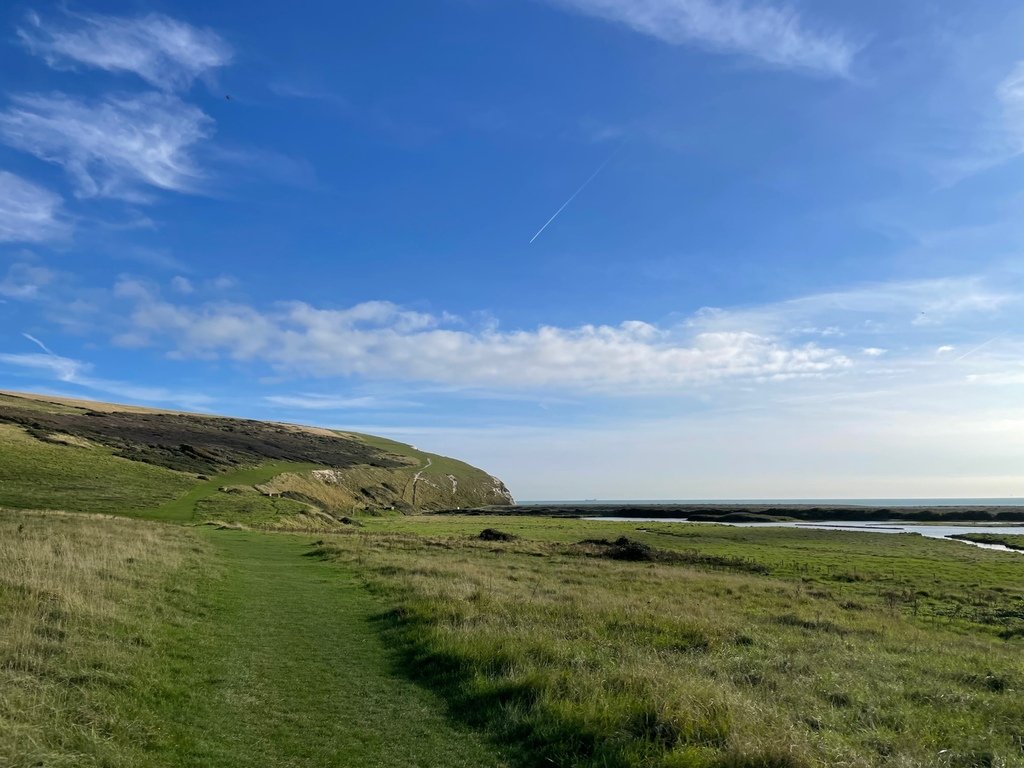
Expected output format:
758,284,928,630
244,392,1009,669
580,536,660,561
478,528,516,542
576,537,769,574
823,691,853,708
956,671,1016,693
775,613,850,636
0,400,403,474
690,512,798,523
931,596,1024,637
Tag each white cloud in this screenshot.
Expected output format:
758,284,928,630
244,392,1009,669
0,92,212,200
209,275,237,291
966,370,1024,386
936,345,955,355
998,63,1024,105
113,247,190,272
0,262,56,300
19,11,231,92
0,172,68,242
544,0,857,77
265,394,421,410
171,276,194,294
690,275,1014,335
0,351,84,381
89,271,1024,407
111,285,850,392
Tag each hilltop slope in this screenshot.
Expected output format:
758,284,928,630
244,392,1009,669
0,391,512,526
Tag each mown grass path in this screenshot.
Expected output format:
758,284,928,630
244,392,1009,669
158,530,506,767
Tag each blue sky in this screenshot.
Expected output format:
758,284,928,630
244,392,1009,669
3,0,1024,499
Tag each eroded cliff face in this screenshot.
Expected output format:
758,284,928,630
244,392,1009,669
263,456,514,513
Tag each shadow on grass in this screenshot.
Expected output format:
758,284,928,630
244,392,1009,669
365,603,808,768
304,539,808,768
367,604,614,768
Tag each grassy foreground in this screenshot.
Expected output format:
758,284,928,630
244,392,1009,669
313,515,1024,767
0,509,200,765
0,510,506,767
3,506,1023,767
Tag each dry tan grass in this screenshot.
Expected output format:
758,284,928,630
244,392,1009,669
267,467,403,511
44,432,96,448
0,509,200,766
0,390,182,414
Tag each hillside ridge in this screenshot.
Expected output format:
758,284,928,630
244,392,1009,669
0,390,513,525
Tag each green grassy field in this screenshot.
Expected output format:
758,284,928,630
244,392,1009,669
3,507,1023,766
0,423,196,515
144,461,320,521
361,515,1024,637
311,515,1024,767
351,432,474,475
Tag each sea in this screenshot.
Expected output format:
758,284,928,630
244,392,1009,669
519,498,1024,507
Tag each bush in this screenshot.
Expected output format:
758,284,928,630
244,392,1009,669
478,528,516,542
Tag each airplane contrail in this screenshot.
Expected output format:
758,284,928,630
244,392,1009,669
23,332,56,357
529,146,621,244
952,334,1002,361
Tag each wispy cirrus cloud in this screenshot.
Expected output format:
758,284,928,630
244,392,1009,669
18,10,232,91
0,171,68,242
0,262,57,300
990,62,1024,161
688,275,1015,336
0,353,84,381
0,335,212,409
0,92,212,200
265,394,422,410
543,0,858,77
0,332,84,382
936,61,1024,182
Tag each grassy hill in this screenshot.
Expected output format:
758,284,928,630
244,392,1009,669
0,391,513,527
